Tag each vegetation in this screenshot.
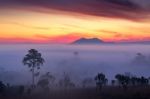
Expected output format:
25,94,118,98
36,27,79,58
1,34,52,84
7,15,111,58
37,72,55,90
0,71,150,99
59,72,75,89
95,73,108,90
0,50,150,99
23,49,45,87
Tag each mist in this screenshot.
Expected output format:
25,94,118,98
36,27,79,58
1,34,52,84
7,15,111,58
0,44,150,85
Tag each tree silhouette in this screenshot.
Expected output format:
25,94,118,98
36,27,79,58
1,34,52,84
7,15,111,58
23,49,45,87
115,74,130,90
140,76,149,86
0,81,6,95
111,80,115,86
133,53,148,65
130,77,137,86
130,76,149,86
37,72,55,90
59,72,75,89
95,73,107,90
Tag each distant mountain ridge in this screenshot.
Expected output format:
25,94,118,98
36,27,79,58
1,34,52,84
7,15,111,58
72,38,105,44
72,38,150,45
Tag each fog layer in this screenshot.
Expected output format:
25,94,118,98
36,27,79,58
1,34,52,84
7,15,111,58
0,44,150,85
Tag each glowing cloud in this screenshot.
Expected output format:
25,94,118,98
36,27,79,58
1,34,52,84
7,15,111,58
0,0,150,43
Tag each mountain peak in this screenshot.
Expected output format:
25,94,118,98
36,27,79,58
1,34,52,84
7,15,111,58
72,38,104,44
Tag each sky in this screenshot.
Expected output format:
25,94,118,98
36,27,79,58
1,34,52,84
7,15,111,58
0,0,150,43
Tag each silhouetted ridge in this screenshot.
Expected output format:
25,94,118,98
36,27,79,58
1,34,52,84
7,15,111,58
72,38,104,44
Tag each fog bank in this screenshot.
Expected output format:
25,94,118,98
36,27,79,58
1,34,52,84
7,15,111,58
0,44,150,85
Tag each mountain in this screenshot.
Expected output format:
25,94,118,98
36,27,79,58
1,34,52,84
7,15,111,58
72,38,105,44
72,38,150,45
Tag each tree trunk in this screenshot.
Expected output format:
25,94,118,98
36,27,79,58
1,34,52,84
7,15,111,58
32,66,35,88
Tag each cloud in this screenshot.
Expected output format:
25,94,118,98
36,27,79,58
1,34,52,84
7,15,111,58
6,33,84,44
0,37,50,44
0,0,150,21
0,21,50,30
97,30,118,34
49,33,83,43
0,37,34,44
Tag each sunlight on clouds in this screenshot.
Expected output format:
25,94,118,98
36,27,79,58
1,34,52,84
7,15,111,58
0,8,150,43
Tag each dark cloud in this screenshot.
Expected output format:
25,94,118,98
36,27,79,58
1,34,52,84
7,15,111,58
0,0,149,21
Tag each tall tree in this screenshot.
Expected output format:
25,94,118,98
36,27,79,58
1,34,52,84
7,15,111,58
23,49,45,87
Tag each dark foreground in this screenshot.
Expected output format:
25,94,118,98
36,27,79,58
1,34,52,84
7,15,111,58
1,86,150,99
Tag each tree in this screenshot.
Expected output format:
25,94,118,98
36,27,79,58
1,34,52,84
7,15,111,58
0,81,6,95
115,74,130,90
111,80,115,86
140,76,149,86
59,72,75,89
130,77,137,86
37,72,55,89
115,74,124,86
95,73,107,90
23,49,45,87
133,53,148,65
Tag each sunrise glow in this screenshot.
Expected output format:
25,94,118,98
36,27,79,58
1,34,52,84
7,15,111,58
0,0,150,43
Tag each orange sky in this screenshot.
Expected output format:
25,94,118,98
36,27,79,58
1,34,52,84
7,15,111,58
0,2,150,43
